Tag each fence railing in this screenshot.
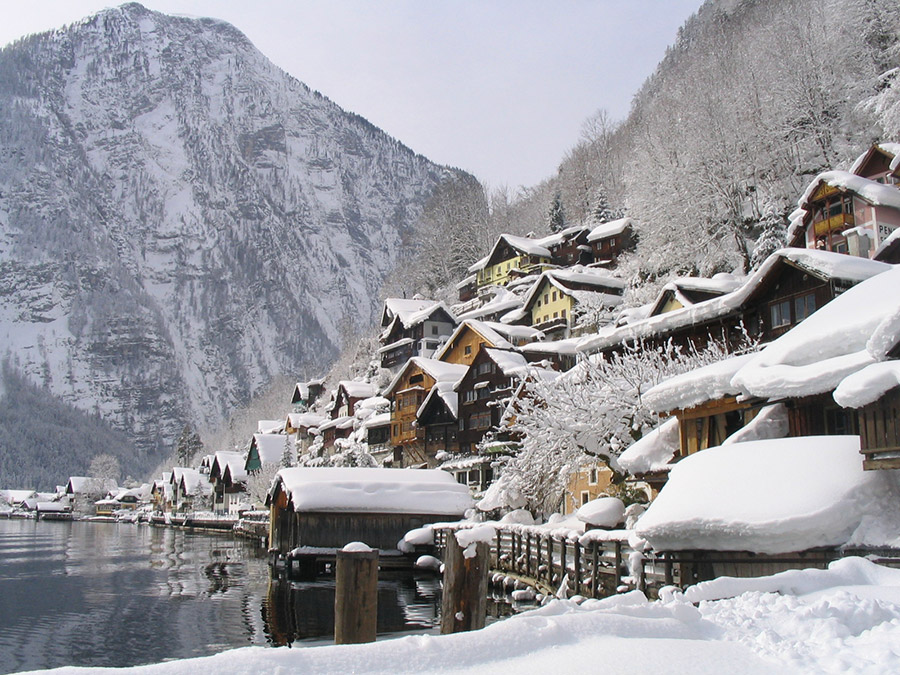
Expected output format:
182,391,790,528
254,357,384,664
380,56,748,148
434,525,677,599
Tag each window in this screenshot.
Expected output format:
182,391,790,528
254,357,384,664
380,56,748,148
477,387,491,400
544,294,549,304
552,291,557,302
476,362,494,375
610,237,617,248
770,300,791,328
468,469,480,485
409,374,424,385
464,345,472,355
463,390,476,403
580,491,590,507
794,293,816,323
588,468,598,485
470,412,491,429
431,325,439,335
457,473,467,485
561,309,567,319
393,424,399,436
553,312,558,319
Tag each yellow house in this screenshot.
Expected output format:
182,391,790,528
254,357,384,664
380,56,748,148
470,234,554,289
563,461,614,514
520,268,625,337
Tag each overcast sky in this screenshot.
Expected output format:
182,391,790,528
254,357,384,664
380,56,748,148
1,1,703,189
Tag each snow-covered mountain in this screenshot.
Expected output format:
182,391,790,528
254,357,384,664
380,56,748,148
0,3,460,485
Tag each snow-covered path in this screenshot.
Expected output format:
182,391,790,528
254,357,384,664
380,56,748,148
23,558,900,674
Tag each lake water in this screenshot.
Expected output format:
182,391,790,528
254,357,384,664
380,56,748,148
0,518,442,674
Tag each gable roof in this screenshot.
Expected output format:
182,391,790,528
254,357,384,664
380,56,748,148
434,319,543,362
250,433,288,466
381,298,443,327
210,451,247,481
519,267,626,314
646,275,744,317
587,217,632,242
417,381,460,421
382,357,468,397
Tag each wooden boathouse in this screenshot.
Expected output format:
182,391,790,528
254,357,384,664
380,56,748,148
268,467,472,574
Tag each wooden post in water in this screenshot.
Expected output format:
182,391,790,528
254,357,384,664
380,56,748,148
334,546,379,645
441,532,488,634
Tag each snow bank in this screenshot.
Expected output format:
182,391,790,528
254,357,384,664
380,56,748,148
618,418,679,475
635,436,883,554
36,556,900,674
576,497,625,528
274,468,473,515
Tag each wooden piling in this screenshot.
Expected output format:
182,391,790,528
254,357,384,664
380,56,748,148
334,547,379,645
441,532,489,634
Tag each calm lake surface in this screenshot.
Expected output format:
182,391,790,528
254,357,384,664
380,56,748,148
0,518,442,674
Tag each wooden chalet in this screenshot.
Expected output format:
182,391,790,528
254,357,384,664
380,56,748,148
470,234,555,290
383,357,467,467
267,468,472,566
169,467,210,512
328,381,377,421
436,319,543,368
787,144,900,257
151,474,173,512
379,298,457,370
586,217,635,266
416,382,460,463
516,267,625,339
209,451,248,514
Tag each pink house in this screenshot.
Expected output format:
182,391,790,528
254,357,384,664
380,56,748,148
788,143,900,258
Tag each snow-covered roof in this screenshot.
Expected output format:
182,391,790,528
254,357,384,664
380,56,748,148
257,420,283,434
519,337,581,357
578,249,891,355
519,267,625,315
484,348,530,377
417,381,460,420
436,319,545,361
456,287,524,322
273,467,473,515
360,411,391,431
381,301,457,340
337,380,378,400
618,417,679,475
834,361,900,408
252,434,286,465
644,353,757,413
66,477,91,494
288,412,327,429
635,435,888,554
586,217,631,242
1,489,36,504
383,357,468,397
382,297,440,326
788,170,900,240
212,451,246,479
732,265,900,400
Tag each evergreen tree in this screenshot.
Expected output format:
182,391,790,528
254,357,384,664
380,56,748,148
281,434,294,468
547,192,566,233
750,202,788,270
590,187,618,224
175,424,203,467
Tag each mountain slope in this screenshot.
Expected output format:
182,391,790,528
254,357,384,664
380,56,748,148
0,3,459,485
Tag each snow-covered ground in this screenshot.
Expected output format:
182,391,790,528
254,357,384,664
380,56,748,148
24,557,900,674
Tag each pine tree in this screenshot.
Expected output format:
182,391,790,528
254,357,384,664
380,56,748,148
547,192,566,233
175,424,203,467
590,187,618,224
281,434,294,468
750,202,788,270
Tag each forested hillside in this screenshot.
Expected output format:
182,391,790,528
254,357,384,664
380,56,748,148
468,0,900,303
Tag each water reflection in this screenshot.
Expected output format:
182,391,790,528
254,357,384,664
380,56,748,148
0,519,445,674
263,572,442,646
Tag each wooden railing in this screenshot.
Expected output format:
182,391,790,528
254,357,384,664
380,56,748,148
434,525,677,600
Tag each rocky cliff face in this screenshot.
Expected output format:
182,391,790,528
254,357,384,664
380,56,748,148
0,3,457,483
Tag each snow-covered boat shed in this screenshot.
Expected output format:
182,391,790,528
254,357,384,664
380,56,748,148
267,467,473,556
